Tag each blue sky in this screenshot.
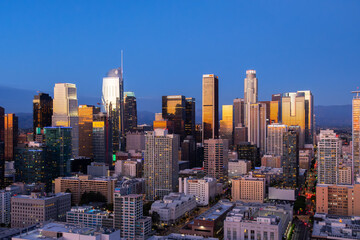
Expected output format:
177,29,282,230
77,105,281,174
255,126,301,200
0,0,359,113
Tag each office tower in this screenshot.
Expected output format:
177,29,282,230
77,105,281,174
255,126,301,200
15,142,50,189
11,192,71,228
203,138,229,183
281,91,309,147
260,101,270,125
202,74,219,141
144,129,179,200
318,129,342,185
102,68,124,152
78,105,100,158
233,126,248,145
248,103,267,154
114,194,152,240
271,94,282,123
4,113,18,161
162,95,186,138
233,98,245,128
44,127,72,180
282,130,299,188
244,70,258,128
267,124,288,156
93,112,113,165
0,107,4,188
33,93,53,135
236,142,260,168
232,176,265,203
220,105,233,142
52,83,79,157
352,90,360,179
181,135,197,168
185,97,196,137
298,90,315,144
124,92,137,133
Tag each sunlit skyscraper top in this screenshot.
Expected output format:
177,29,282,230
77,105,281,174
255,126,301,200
102,68,124,113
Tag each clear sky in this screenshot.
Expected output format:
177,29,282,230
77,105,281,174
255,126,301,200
0,0,359,113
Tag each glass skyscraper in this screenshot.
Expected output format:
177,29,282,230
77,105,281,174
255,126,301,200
202,74,219,142
33,93,53,135
124,92,137,133
162,95,186,138
282,129,299,188
244,70,258,129
352,91,360,180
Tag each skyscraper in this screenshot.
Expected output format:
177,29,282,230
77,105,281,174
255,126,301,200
298,90,314,144
114,193,152,239
185,97,196,137
92,112,113,165
124,92,137,133
353,91,360,179
282,130,299,188
33,93,53,134
267,124,288,156
162,95,186,138
248,103,267,154
233,98,245,128
102,68,124,152
244,70,258,128
144,129,179,200
52,83,79,157
203,138,229,183
202,74,219,142
220,105,233,142
271,94,282,123
281,92,306,148
0,107,4,188
78,105,100,158
318,129,342,185
44,127,72,180
4,113,18,161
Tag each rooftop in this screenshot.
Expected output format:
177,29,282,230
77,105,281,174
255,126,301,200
195,200,234,221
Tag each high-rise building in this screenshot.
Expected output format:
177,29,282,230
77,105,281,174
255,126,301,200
235,142,260,168
4,113,18,161
233,126,248,145
271,94,282,123
144,129,179,200
352,91,360,179
220,105,233,142
318,129,342,185
114,193,152,240
202,74,219,142
124,92,137,133
203,138,229,183
181,135,197,168
282,130,299,188
185,97,196,137
248,103,267,154
78,105,100,158
0,107,4,188
102,68,124,152
298,90,315,144
233,98,245,128
267,124,288,156
52,83,79,157
33,93,53,135
44,127,72,180
244,70,258,128
92,112,113,165
162,95,186,138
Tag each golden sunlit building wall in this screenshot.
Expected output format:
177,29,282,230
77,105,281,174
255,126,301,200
78,105,100,158
352,91,360,179
202,74,219,142
220,105,233,142
4,113,18,161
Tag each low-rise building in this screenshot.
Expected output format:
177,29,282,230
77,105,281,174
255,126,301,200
149,234,218,240
115,177,145,195
231,176,265,203
11,222,120,240
228,159,251,178
66,206,113,228
180,200,234,238
150,192,197,224
54,175,117,204
115,159,142,178
224,202,293,240
87,162,109,177
261,155,282,168
312,213,360,239
11,192,71,228
179,177,217,206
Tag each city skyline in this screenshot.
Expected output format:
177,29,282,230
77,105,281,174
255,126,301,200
1,0,360,113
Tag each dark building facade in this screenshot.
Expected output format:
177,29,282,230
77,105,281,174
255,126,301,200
4,113,18,161
181,136,197,168
162,95,186,139
33,93,53,134
124,92,138,133
282,130,299,188
235,142,260,169
185,97,196,137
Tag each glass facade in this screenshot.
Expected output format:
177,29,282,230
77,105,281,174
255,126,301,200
282,130,299,188
124,92,137,133
202,74,219,142
162,95,186,138
78,105,100,158
4,113,18,161
220,105,233,142
33,93,53,135
185,97,196,137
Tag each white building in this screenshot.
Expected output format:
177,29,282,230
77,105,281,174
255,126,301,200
115,159,141,178
12,222,120,240
0,190,11,225
66,206,113,228
52,83,79,157
318,129,342,185
224,202,292,240
102,68,124,114
228,159,251,178
149,234,218,240
150,192,197,224
179,177,217,206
